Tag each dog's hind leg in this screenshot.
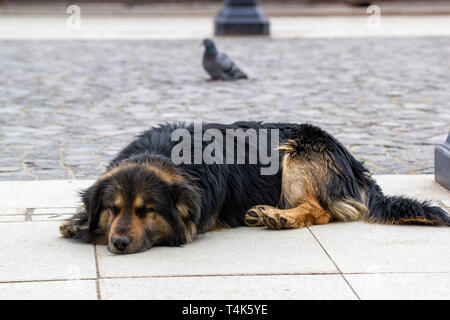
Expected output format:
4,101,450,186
250,125,373,229
278,126,370,225
247,124,374,230
247,200,333,230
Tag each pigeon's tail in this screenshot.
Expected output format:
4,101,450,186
232,67,248,79
228,63,248,80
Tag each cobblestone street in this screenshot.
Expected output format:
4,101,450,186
0,37,449,180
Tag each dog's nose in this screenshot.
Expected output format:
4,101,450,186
112,237,130,251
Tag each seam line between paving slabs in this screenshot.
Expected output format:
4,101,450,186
25,208,34,221
307,227,361,300
94,245,102,300
2,271,449,285
0,278,97,284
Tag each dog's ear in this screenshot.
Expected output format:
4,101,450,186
171,181,201,236
81,177,109,236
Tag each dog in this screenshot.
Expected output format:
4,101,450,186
60,122,450,254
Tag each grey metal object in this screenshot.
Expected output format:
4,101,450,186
435,132,450,190
215,0,270,35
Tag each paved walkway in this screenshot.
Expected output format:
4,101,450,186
0,175,448,299
1,16,450,39
1,36,449,180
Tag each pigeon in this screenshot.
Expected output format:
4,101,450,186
202,38,248,80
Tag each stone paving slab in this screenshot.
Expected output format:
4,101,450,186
0,208,26,215
99,275,357,300
1,37,449,180
375,174,450,202
0,280,97,300
0,175,448,299
344,273,450,300
34,207,78,215
97,227,338,278
310,222,450,273
0,222,97,282
0,215,25,222
0,180,91,208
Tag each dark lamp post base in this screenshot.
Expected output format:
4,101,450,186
214,0,270,35
435,133,450,190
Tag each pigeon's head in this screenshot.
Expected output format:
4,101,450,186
202,38,217,54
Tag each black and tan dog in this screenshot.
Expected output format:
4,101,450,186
60,122,450,254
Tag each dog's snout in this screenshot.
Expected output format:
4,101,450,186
112,237,130,251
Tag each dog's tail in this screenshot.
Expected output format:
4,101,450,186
364,178,450,226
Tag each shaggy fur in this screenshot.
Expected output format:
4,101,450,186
60,122,450,254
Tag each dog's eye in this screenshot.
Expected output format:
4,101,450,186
136,206,154,218
108,205,120,216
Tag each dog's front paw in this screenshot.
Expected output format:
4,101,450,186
59,222,85,238
244,205,272,227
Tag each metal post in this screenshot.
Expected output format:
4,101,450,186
214,0,270,36
435,132,450,190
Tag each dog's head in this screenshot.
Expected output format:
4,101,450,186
82,158,201,254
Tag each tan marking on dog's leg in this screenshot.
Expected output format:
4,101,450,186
256,202,332,230
328,198,368,221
